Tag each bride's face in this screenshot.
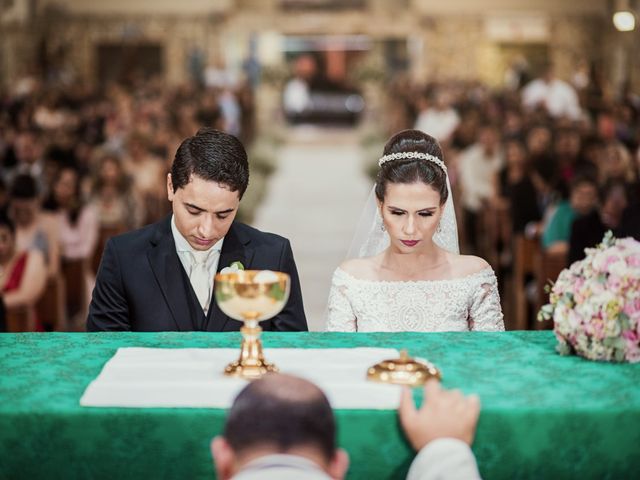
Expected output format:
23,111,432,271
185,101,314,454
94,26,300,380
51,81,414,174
378,181,443,252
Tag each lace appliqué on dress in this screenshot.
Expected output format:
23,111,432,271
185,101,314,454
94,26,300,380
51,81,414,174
326,267,505,332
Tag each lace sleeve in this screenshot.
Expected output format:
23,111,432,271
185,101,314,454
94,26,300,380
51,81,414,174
325,269,357,332
469,269,505,331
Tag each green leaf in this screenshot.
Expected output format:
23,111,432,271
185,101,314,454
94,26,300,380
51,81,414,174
601,230,615,247
618,312,631,331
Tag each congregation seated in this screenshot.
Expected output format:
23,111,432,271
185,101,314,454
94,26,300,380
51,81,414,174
43,164,99,329
90,153,145,272
9,173,60,279
569,180,631,264
212,374,481,480
541,175,598,256
90,152,144,232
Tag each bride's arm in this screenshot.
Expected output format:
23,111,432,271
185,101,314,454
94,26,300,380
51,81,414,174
468,269,505,331
325,269,357,332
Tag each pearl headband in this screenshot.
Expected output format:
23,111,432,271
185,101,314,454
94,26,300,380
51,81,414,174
378,151,447,173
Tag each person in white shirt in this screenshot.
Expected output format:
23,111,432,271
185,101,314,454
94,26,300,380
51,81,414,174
521,63,582,121
457,124,504,252
211,374,481,480
414,91,460,144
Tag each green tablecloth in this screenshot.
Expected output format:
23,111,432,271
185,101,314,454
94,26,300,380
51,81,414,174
1,331,639,479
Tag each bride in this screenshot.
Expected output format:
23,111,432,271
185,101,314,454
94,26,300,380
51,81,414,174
326,129,504,332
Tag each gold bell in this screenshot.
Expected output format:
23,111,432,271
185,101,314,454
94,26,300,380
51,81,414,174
366,349,441,387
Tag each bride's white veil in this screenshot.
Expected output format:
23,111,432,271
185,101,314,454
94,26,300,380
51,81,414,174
346,154,459,259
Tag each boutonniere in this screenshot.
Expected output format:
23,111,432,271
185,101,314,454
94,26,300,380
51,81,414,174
220,261,245,274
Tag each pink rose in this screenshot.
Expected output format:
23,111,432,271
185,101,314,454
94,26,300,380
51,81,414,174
607,275,622,292
623,298,640,317
624,340,640,363
604,254,620,269
627,254,640,268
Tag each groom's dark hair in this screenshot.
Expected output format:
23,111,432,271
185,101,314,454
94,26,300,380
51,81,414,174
223,374,337,463
170,127,249,198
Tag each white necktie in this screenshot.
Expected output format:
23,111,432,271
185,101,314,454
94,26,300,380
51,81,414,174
190,251,212,313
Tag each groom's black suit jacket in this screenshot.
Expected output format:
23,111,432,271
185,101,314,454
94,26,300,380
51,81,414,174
87,215,308,332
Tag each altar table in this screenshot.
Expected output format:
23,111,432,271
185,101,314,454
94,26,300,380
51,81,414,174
1,331,639,479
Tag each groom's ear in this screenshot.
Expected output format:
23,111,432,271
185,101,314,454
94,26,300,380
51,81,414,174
167,173,174,202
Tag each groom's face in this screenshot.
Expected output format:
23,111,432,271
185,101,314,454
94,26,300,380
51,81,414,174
167,173,240,251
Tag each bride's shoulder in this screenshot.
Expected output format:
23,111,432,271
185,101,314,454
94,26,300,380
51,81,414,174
447,253,493,277
337,256,380,280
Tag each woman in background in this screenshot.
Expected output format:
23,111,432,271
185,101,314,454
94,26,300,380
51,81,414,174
43,164,98,329
0,213,46,331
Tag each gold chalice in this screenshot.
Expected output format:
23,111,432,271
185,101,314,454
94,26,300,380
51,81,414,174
214,270,290,380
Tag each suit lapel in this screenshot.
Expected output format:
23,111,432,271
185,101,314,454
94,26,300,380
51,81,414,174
147,217,194,331
208,223,254,331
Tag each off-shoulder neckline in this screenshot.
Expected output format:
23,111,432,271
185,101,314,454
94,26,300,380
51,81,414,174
335,265,494,285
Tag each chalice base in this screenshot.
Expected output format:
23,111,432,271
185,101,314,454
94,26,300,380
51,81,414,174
224,359,279,380
223,325,279,380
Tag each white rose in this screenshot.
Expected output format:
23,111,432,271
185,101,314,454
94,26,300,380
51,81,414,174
254,270,279,283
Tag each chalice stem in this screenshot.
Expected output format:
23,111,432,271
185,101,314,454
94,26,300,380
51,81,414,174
239,324,267,366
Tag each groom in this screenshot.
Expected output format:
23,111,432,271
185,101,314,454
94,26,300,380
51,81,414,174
87,128,307,332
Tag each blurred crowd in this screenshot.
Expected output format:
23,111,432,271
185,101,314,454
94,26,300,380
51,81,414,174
2,58,639,332
387,63,640,327
0,77,255,332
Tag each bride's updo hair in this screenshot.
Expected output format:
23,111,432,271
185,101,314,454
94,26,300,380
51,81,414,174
375,129,448,205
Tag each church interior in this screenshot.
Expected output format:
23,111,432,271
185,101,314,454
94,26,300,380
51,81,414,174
2,2,640,480
1,0,639,330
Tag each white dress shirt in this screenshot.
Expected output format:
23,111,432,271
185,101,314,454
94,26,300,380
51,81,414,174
170,215,224,314
228,440,481,480
232,454,331,480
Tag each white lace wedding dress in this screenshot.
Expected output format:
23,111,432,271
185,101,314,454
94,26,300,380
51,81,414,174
325,266,505,332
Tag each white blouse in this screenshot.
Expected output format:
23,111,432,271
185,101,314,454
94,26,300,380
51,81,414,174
326,266,505,332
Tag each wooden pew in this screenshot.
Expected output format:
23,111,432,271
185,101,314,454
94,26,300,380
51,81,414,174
535,250,568,330
35,274,66,331
92,225,127,274
512,234,540,330
5,306,35,332
61,258,87,330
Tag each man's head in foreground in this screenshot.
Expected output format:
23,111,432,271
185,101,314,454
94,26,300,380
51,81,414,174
211,374,350,480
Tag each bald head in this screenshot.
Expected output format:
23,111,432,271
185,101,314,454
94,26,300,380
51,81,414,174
246,373,326,403
223,374,336,462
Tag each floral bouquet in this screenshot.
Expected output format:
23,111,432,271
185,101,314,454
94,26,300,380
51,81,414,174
538,232,640,363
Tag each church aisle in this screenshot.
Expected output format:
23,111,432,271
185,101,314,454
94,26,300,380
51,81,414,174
252,127,371,331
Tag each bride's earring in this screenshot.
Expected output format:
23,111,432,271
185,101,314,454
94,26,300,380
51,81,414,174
436,222,442,234
381,223,386,232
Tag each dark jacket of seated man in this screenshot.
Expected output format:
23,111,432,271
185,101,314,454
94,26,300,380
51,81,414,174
87,127,307,332
87,217,307,332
